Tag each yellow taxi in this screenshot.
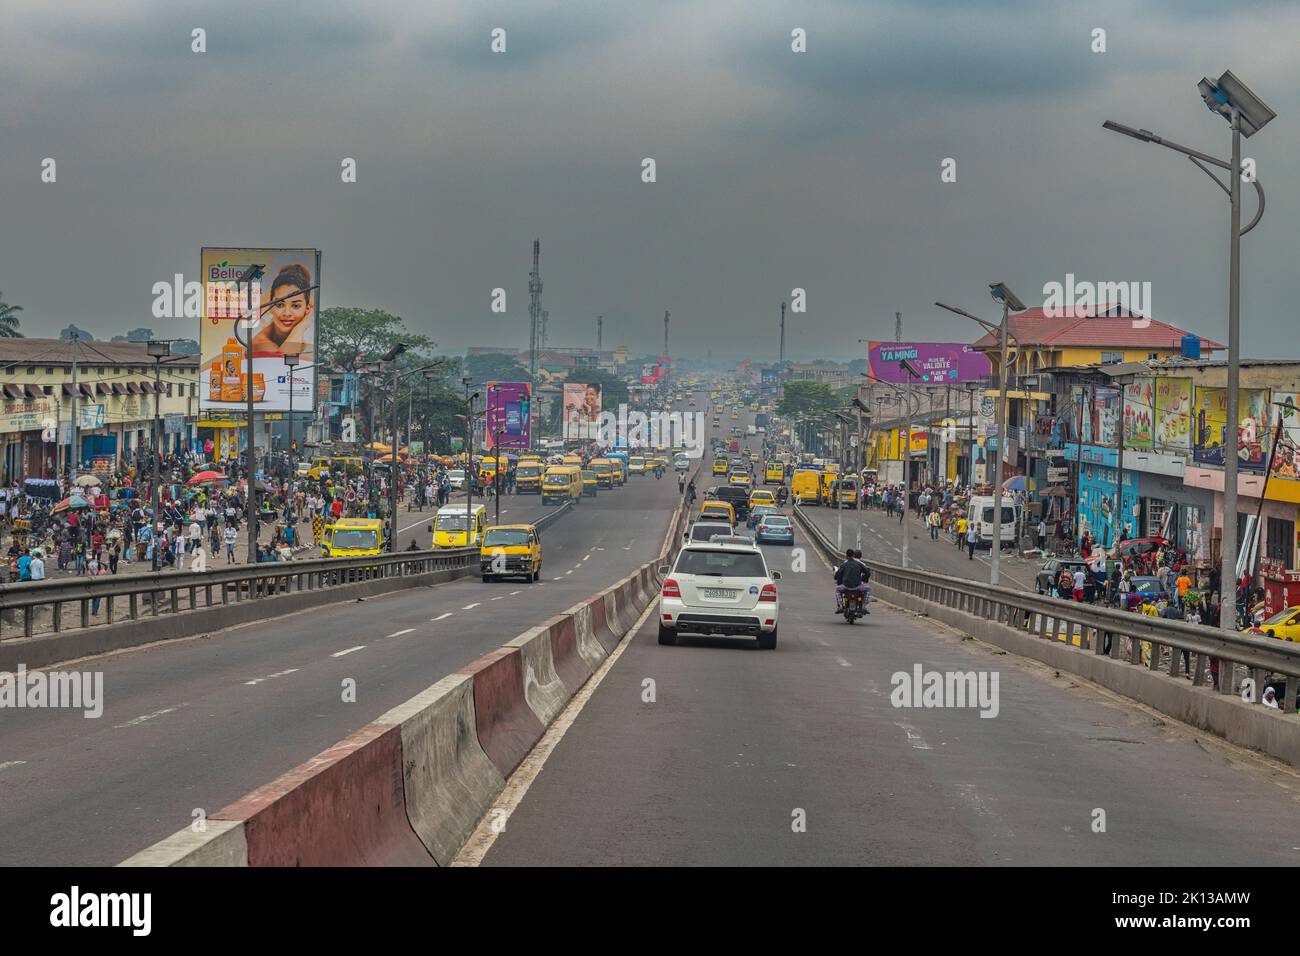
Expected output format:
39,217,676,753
542,464,584,503
712,457,730,475
628,456,646,475
699,500,736,525
728,470,752,488
514,458,545,493
480,523,542,582
791,467,822,505
581,469,599,496
321,517,384,557
749,489,777,509
432,504,487,549
590,457,616,488
764,460,785,484
561,454,583,468
1251,606,1300,642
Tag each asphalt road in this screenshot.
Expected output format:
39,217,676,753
0,452,690,865
481,418,1300,865
799,500,1043,592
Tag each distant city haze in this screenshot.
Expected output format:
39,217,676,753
2,0,1297,360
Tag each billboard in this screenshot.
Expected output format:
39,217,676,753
1122,377,1154,450
1194,386,1270,471
562,381,602,440
1154,377,1192,450
1269,392,1300,480
200,247,320,412
485,381,531,451
866,342,990,385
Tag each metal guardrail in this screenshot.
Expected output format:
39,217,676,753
0,500,574,642
792,504,1300,711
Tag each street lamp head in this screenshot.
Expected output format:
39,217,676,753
382,342,408,363
988,283,1027,313
1199,70,1275,138
146,340,171,360
283,352,301,368
1101,120,1157,144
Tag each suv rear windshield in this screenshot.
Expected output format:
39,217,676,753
689,523,733,542
675,549,768,578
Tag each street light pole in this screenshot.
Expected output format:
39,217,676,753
147,341,171,571
284,353,300,483
1103,69,1274,636
988,296,1012,586
237,265,264,564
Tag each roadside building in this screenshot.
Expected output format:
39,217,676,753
0,338,200,482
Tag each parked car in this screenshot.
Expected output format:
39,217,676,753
1250,605,1300,642
1117,576,1170,611
1036,558,1088,595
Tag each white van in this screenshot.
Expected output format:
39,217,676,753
967,495,1016,549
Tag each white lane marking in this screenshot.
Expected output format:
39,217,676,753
398,517,431,533
895,722,932,751
565,570,574,575
582,554,591,561
0,760,27,771
432,612,454,621
244,669,299,686
573,564,583,570
387,628,414,638
114,703,188,729
491,595,505,601
453,581,658,867
331,645,367,658
834,656,851,668
552,577,562,581
462,603,481,610
509,590,521,596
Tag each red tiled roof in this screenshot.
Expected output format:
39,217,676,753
969,305,1225,351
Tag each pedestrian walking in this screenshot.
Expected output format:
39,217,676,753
966,524,977,559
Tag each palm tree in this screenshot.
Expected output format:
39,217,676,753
0,293,23,338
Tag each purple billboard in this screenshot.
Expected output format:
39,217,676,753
486,381,531,451
866,342,991,385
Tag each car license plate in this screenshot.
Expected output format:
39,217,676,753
702,588,736,599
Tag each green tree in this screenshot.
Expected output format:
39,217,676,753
777,380,837,418
0,292,24,338
318,307,435,373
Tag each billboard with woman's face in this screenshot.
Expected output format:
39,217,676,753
562,382,602,440
200,247,320,412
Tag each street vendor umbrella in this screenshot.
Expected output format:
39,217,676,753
187,470,228,486
1002,475,1033,493
51,495,92,514
73,474,101,488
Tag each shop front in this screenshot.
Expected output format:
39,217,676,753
1065,442,1138,550
1135,471,1215,567
1,396,57,483
1184,466,1300,572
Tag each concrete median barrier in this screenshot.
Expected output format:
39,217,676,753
460,646,547,779
212,722,433,867
506,624,571,726
375,674,504,866
545,613,597,693
119,819,249,867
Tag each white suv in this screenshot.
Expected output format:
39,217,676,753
657,542,781,649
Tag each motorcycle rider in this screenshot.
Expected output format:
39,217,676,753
776,485,788,506
834,548,871,612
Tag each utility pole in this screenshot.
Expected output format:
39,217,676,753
779,301,786,368
663,311,670,357
68,332,79,480
597,315,603,351
238,264,265,565
527,240,542,381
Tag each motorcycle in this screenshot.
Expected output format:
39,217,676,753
838,588,869,624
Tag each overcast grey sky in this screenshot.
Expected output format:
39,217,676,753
2,0,1297,361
